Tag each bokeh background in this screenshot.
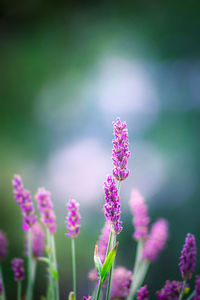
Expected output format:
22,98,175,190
0,0,200,298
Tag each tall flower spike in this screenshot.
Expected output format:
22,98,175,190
179,233,196,281
156,280,184,299
65,197,81,238
193,276,200,300
12,175,37,231
143,219,168,262
0,231,8,262
104,175,122,235
129,190,150,241
25,222,45,258
35,188,56,234
137,285,149,300
112,117,130,181
111,267,132,299
11,258,25,282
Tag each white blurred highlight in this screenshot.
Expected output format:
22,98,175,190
46,138,112,204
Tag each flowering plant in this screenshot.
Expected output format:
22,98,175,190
0,117,199,300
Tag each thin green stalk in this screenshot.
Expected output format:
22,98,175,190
26,229,33,300
105,234,116,300
17,282,21,300
128,240,144,300
51,235,59,300
178,281,186,300
32,260,37,293
95,282,102,300
71,238,76,298
0,265,6,300
47,229,54,300
186,290,195,300
130,260,150,300
105,228,113,258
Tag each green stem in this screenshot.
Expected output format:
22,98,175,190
130,260,150,300
105,234,116,300
51,235,59,300
17,282,21,300
105,228,113,258
47,229,54,300
178,281,186,300
26,229,33,300
71,238,76,298
32,260,37,294
0,265,6,300
186,290,195,300
128,240,144,300
95,282,102,300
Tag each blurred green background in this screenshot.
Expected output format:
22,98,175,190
0,0,200,298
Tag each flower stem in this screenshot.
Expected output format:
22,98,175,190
17,282,21,300
186,290,195,300
105,233,116,300
0,265,6,300
128,240,144,300
95,281,102,300
26,229,33,300
47,229,54,300
178,281,186,300
130,260,150,300
51,235,59,300
71,238,76,298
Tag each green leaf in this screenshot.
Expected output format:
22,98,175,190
68,291,75,300
52,268,58,279
100,242,118,284
94,242,103,280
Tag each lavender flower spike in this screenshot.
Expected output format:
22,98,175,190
0,231,8,262
65,197,81,238
143,219,168,262
129,189,150,241
26,222,45,258
156,280,183,300
179,233,196,281
11,258,25,282
104,175,122,235
112,117,130,181
137,285,149,300
193,276,200,300
111,266,132,299
12,175,37,231
35,188,56,234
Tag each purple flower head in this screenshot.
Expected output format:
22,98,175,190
129,190,150,241
156,280,185,300
65,197,81,238
25,222,45,258
0,231,8,262
137,285,149,300
12,175,37,231
83,297,92,300
35,188,56,234
0,276,3,295
11,258,25,282
104,175,122,235
179,233,196,281
112,117,130,181
111,266,132,299
143,219,168,262
193,276,200,300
